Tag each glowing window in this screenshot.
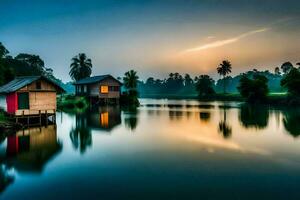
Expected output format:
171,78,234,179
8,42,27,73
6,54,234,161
100,112,109,127
100,86,108,93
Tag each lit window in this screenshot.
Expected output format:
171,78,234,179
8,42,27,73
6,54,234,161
100,112,109,127
100,86,108,93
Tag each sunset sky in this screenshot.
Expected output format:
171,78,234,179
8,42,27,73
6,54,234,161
1,0,300,81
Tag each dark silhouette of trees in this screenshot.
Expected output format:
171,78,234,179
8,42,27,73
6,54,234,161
282,109,300,138
70,114,92,154
274,67,281,75
238,74,269,102
297,62,300,69
0,43,14,85
239,104,269,129
121,70,140,106
195,75,215,98
218,108,232,139
217,60,232,94
281,68,300,97
123,70,139,90
281,62,294,74
0,42,9,58
69,53,92,81
15,53,45,73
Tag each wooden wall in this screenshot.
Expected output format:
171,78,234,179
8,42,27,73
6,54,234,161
89,78,120,98
19,79,56,91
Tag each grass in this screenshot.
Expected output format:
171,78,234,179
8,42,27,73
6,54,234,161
57,94,89,113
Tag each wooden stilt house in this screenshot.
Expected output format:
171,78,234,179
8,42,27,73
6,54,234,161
0,76,65,116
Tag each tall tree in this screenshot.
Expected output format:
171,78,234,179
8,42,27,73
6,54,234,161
123,70,139,90
217,60,232,94
281,68,300,97
281,62,294,74
69,53,92,81
0,42,9,58
15,53,45,73
184,74,193,87
274,67,281,75
195,75,215,98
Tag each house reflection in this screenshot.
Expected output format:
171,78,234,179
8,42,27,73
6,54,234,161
70,106,121,153
0,125,62,173
88,106,121,131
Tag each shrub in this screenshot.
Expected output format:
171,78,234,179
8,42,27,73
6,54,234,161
237,74,269,103
281,68,300,97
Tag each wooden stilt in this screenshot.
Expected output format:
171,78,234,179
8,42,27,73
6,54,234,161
45,110,48,126
39,110,41,126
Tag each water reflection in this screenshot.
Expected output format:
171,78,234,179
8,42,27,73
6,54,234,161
239,104,269,129
282,109,300,137
0,165,14,193
123,107,139,131
199,112,211,122
0,125,61,193
1,125,62,173
71,106,122,152
218,107,232,139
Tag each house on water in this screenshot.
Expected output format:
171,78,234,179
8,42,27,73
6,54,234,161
74,75,122,104
0,76,65,116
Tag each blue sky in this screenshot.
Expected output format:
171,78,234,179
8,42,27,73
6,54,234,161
1,0,300,81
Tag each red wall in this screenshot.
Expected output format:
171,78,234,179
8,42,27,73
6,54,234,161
6,92,18,114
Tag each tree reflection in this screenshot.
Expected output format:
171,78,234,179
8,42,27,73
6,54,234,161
123,107,139,131
70,114,92,154
199,112,211,122
239,104,269,129
283,109,300,137
218,107,232,139
0,164,14,194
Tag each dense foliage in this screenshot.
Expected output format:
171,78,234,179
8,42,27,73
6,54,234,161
238,74,269,102
281,68,300,97
0,42,72,93
121,70,140,106
69,53,92,81
195,75,215,98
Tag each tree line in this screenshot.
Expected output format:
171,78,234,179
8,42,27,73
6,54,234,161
0,42,73,92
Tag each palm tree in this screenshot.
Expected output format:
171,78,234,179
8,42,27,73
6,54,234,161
217,60,232,94
281,62,293,74
123,70,139,90
69,53,92,81
274,67,281,75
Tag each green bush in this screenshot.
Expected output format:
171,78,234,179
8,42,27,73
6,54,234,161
238,74,269,103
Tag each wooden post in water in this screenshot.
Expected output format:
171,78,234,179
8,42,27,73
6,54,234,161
39,110,41,126
45,110,48,126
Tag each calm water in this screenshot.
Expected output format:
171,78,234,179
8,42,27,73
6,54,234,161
1,99,300,199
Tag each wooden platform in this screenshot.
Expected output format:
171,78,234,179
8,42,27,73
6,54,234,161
12,109,56,127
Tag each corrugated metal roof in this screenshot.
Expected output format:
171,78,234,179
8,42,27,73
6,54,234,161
0,76,65,94
73,75,122,85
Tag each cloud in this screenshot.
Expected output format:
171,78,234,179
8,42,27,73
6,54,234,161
182,28,269,54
